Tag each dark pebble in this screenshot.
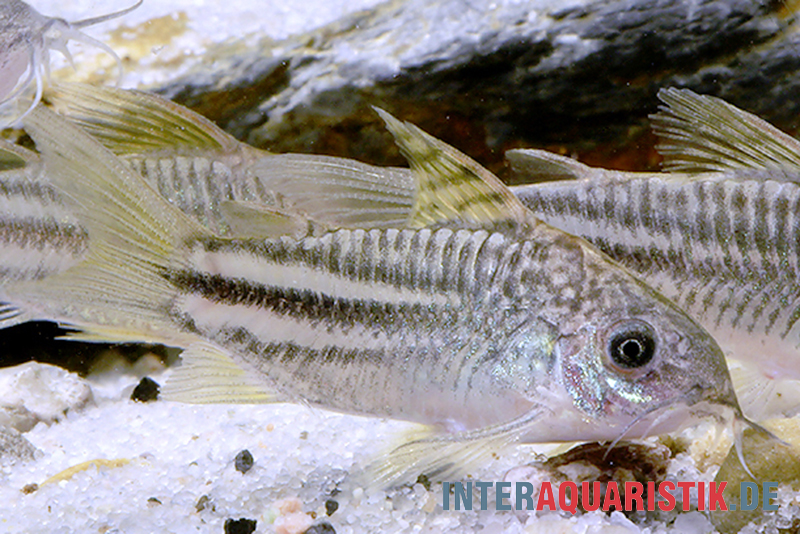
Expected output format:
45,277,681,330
234,449,254,474
324,499,338,516
305,522,336,534
416,473,431,491
224,518,256,534
196,494,214,512
131,377,160,402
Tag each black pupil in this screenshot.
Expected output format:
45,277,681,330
609,329,655,369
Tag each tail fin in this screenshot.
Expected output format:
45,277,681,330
10,105,207,345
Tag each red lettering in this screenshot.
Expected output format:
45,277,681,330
536,482,556,511
709,481,728,511
677,482,694,511
559,482,578,514
581,481,601,511
603,481,622,512
624,482,644,511
697,481,706,511
658,481,676,511
647,481,655,511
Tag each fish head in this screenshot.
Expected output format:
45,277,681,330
544,250,744,443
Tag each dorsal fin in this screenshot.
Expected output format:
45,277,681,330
650,88,800,173
43,83,251,156
506,148,591,182
374,108,531,231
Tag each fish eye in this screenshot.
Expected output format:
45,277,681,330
607,320,657,370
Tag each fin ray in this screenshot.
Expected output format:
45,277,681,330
374,107,531,230
162,343,277,404
651,88,800,173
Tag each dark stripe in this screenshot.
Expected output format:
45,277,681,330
164,268,448,336
0,216,87,253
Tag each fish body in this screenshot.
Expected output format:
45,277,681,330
513,167,800,377
509,88,800,416
8,102,750,485
0,82,419,329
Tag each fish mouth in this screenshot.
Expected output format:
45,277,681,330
603,385,781,475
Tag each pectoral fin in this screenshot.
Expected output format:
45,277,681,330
366,407,546,489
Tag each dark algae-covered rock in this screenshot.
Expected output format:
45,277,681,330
223,518,256,534
157,0,800,175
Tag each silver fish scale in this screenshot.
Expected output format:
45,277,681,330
164,226,603,426
517,174,800,341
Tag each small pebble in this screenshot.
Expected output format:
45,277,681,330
324,499,338,516
304,522,336,534
21,483,38,494
224,518,256,534
234,449,254,474
130,377,160,402
196,494,214,512
147,497,162,507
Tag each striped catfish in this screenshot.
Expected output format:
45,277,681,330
0,82,420,327
7,103,757,486
510,88,800,418
0,82,425,332
56,83,799,419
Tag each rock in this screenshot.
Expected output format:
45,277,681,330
304,522,336,534
0,425,39,465
505,441,672,518
152,0,798,176
19,1,798,177
0,362,93,432
234,449,254,474
223,518,257,534
130,376,160,402
711,418,800,533
324,499,338,516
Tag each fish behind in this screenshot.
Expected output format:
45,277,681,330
7,103,757,486
0,0,142,125
510,88,800,418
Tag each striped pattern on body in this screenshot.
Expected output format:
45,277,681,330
516,173,800,346
0,172,86,282
163,227,559,428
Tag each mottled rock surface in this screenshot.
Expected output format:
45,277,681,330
0,362,93,432
20,0,800,178
0,425,38,466
712,418,800,533
153,0,800,176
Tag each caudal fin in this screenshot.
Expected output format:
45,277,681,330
9,104,207,345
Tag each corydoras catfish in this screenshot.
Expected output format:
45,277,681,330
10,104,753,486
510,88,800,418
0,82,414,328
